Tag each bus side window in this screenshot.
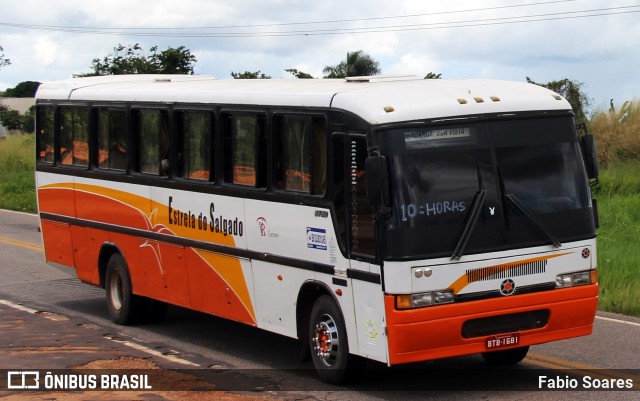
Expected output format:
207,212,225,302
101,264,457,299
224,113,266,187
97,108,128,171
59,106,89,167
137,110,169,176
180,111,213,181
276,116,326,195
36,106,55,164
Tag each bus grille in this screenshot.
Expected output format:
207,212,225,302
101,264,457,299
461,309,550,338
466,260,547,282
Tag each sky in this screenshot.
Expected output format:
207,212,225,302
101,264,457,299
0,0,638,111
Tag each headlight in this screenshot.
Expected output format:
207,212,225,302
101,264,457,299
556,270,592,288
396,290,455,310
411,292,434,308
434,290,455,304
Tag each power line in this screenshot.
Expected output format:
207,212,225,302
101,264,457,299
0,3,638,38
336,9,640,37
181,5,638,38
274,6,640,38
0,0,586,31
188,0,586,29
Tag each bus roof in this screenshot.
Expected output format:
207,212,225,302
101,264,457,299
35,74,572,125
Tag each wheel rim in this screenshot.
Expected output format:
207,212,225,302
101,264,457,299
108,271,123,311
312,313,340,367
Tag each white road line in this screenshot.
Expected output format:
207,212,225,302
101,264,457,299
1,298,201,367
0,299,68,321
595,315,640,327
104,335,200,367
0,299,40,314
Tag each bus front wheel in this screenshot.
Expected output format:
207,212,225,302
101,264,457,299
309,295,355,384
481,346,530,365
105,253,144,325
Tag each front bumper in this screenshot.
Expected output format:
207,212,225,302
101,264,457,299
385,283,598,365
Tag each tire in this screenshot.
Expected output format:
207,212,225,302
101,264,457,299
309,295,357,384
105,253,144,325
481,346,530,365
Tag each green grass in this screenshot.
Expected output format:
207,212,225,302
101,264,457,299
0,134,37,213
0,133,638,316
593,162,640,316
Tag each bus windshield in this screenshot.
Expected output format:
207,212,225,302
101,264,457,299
377,115,595,260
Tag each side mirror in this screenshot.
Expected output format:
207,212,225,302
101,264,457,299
592,198,600,229
580,133,599,181
365,155,391,207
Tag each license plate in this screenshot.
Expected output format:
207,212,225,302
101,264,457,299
486,333,520,349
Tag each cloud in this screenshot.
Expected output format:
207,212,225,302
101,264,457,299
386,53,440,77
0,0,637,104
33,37,57,66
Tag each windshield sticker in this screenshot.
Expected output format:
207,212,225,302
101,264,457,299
404,128,472,149
400,201,467,221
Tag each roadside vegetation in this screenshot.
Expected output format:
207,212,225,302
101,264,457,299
590,100,640,316
0,133,36,212
594,163,640,316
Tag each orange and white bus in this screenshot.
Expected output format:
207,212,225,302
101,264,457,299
35,74,599,383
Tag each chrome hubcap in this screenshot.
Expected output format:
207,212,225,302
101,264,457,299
312,314,339,367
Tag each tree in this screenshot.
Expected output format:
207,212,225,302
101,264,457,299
323,50,381,78
150,46,197,74
285,68,314,79
2,81,41,97
77,43,197,76
285,68,313,79
526,77,591,122
78,44,149,76
21,105,36,132
0,46,10,70
0,106,22,131
0,104,35,133
230,70,271,79
424,72,442,79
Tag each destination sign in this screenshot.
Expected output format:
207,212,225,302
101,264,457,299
404,127,472,149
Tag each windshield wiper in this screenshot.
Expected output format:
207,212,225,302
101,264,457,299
451,189,487,261
505,194,562,248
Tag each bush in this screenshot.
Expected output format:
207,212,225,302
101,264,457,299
589,100,640,168
0,133,36,212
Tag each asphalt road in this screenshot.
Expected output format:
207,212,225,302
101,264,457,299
0,208,639,400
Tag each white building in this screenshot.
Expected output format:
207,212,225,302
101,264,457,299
0,97,35,114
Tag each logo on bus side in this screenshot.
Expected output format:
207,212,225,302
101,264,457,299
307,227,327,250
168,196,243,237
256,217,279,238
257,217,267,236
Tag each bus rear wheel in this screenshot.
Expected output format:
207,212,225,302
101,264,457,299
481,346,529,365
309,295,355,384
105,253,144,325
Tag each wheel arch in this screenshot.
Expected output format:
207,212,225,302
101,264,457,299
295,280,344,357
98,242,126,289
